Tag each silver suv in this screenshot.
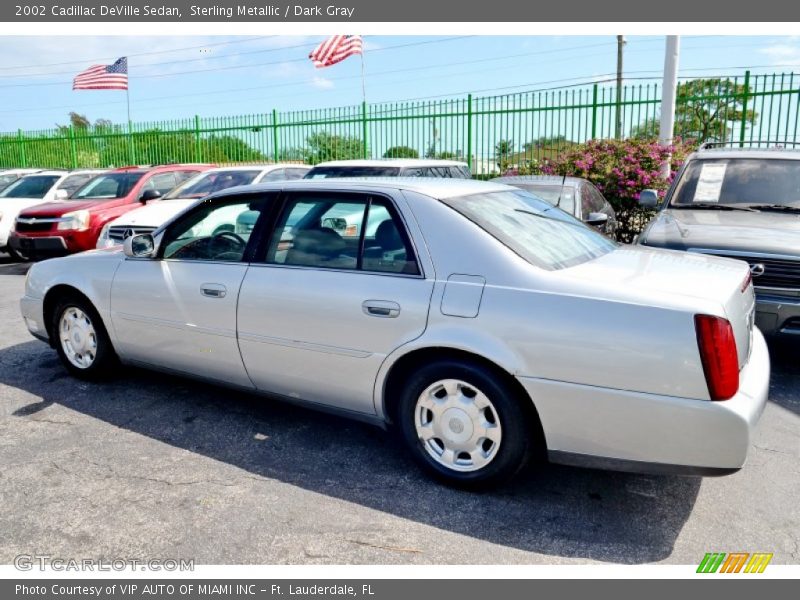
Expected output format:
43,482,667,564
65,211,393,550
637,142,800,336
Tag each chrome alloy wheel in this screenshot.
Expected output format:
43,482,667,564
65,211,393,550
414,378,502,472
59,307,98,370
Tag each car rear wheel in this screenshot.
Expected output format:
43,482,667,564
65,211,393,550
397,360,535,489
51,295,118,379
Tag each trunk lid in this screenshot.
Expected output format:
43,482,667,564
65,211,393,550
562,246,755,369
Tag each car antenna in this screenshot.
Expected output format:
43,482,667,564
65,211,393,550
555,172,567,208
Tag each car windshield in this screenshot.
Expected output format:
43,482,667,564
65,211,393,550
441,190,616,270
0,175,60,199
670,158,800,207
305,166,402,179
71,171,146,200
505,184,576,214
163,169,262,200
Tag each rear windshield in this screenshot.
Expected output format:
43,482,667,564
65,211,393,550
0,175,60,199
670,158,800,207
504,183,576,214
71,171,146,200
163,169,262,200
441,190,616,270
305,166,402,179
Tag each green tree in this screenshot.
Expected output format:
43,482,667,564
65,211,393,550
383,145,419,159
304,132,363,164
523,135,568,151
630,78,758,142
495,139,514,170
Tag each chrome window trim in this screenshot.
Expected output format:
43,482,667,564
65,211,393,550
688,247,800,262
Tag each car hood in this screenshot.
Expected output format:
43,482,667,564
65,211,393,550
641,208,800,256
0,197,53,216
560,245,754,368
19,199,109,216
107,199,195,228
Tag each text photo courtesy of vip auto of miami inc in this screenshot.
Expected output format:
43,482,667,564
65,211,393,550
0,13,798,588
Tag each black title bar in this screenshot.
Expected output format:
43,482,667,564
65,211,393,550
1,0,798,22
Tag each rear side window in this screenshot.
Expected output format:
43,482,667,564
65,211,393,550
57,173,95,196
146,173,179,195
264,193,419,275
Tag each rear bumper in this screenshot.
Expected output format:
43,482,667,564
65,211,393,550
518,328,770,475
754,290,800,336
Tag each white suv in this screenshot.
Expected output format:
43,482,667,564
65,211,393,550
96,164,310,249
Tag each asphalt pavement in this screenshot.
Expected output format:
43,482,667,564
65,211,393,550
1,256,798,565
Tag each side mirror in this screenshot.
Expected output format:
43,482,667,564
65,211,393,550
586,212,609,227
638,189,659,208
55,189,69,200
139,189,162,203
123,233,156,258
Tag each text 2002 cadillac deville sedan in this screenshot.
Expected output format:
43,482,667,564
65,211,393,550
20,179,769,489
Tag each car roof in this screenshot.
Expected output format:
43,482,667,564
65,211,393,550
491,175,583,187
111,163,216,173
199,164,310,173
309,159,468,168
692,148,800,161
23,170,68,176
206,177,512,201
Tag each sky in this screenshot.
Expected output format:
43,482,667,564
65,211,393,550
1,34,800,132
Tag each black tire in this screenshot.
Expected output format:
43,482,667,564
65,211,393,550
50,293,118,380
397,360,537,490
6,245,32,262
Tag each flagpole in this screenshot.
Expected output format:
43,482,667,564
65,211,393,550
360,50,366,104
125,57,135,165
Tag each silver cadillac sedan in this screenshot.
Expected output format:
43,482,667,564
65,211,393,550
19,179,770,489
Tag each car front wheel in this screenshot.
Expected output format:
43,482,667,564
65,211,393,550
51,295,118,379
397,360,536,489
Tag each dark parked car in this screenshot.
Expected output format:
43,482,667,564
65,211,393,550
637,143,800,336
491,175,617,237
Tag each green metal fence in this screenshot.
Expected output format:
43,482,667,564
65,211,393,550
2,70,800,175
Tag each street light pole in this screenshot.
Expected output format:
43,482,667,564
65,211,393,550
659,35,681,179
615,35,625,139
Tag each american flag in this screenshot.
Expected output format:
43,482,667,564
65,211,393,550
72,57,128,90
308,35,363,68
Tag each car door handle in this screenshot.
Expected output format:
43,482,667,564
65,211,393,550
362,300,400,318
201,283,227,298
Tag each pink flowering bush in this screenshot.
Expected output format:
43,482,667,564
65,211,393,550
524,137,696,242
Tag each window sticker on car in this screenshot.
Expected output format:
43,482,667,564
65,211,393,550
693,163,727,203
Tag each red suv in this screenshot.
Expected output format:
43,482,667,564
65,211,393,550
10,164,214,259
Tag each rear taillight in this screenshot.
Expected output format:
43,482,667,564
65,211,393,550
695,314,739,401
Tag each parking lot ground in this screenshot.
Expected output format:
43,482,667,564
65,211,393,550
1,257,799,565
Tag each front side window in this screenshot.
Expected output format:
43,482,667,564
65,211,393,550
145,173,180,195
0,175,60,199
441,190,616,270
72,172,145,200
160,196,269,262
581,183,605,215
265,194,419,274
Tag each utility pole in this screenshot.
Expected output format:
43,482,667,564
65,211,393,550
615,35,625,139
659,35,680,179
